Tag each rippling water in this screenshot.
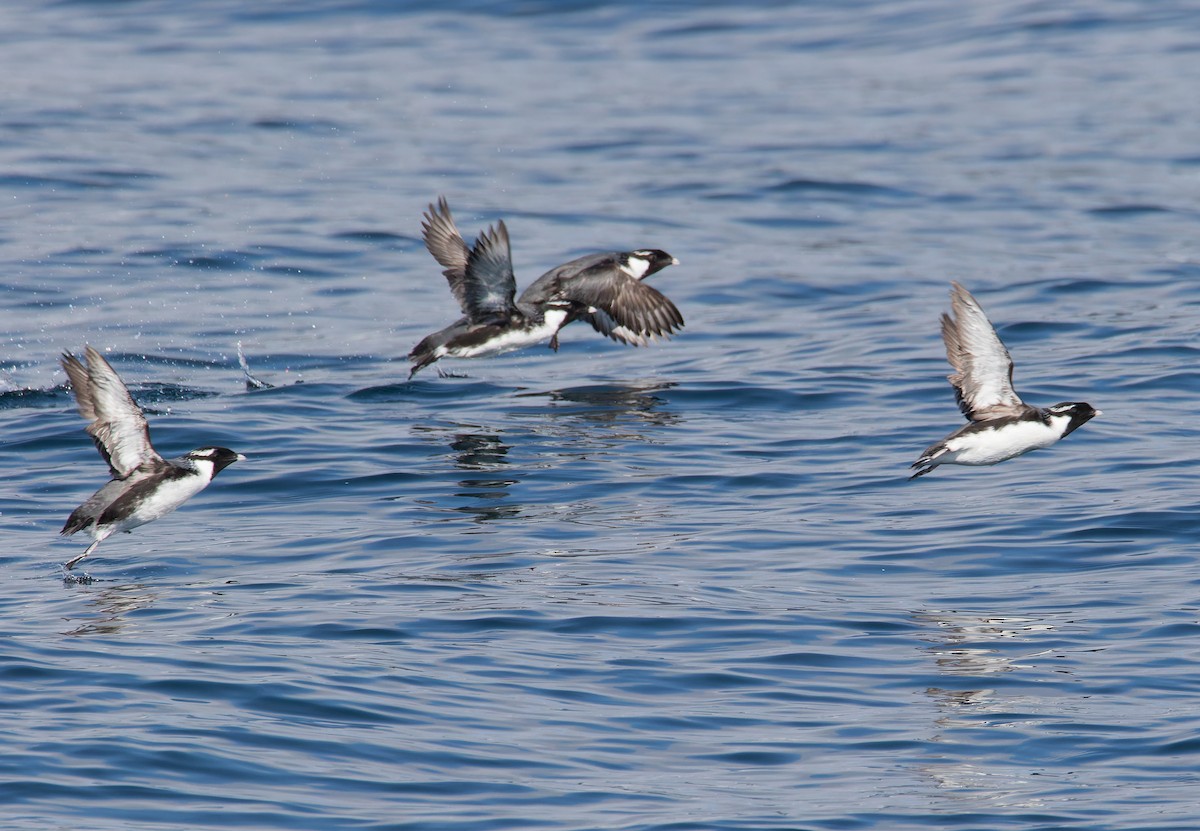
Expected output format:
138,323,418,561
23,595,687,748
4,1,1200,829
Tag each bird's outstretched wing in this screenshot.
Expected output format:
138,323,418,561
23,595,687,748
522,252,683,346
61,346,161,478
576,307,652,347
422,197,516,322
421,196,472,312
941,281,1025,422
574,275,683,343
462,220,518,320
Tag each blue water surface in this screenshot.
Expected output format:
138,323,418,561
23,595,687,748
3,1,1200,829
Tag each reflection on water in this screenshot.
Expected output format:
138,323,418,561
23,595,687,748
447,431,522,522
410,425,524,524
413,383,681,526
519,381,680,431
916,609,1051,677
450,432,510,470
917,608,1054,719
915,609,1062,810
62,582,158,637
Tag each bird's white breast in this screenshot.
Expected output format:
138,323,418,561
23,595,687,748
945,416,1068,466
450,309,569,359
112,467,214,533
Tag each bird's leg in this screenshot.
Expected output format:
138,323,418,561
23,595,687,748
548,333,560,352
63,540,100,571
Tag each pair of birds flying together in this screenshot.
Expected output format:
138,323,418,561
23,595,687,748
55,198,1099,570
408,196,684,378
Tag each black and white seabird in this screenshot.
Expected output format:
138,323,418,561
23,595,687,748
59,346,244,569
408,197,682,378
909,282,1099,479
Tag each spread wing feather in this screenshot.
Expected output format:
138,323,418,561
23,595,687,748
462,220,518,320
422,197,517,322
572,276,684,343
421,197,472,313
942,282,1025,422
579,308,651,347
524,254,683,344
61,346,161,478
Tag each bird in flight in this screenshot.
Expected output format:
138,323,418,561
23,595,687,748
408,196,683,378
60,346,244,569
910,282,1099,479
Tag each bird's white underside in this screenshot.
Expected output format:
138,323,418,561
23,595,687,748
440,308,569,359
86,460,217,541
936,414,1072,466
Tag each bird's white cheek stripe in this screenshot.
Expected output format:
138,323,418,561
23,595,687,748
621,258,651,280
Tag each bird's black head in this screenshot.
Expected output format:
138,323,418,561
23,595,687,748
624,249,679,280
1047,402,1100,437
185,446,245,476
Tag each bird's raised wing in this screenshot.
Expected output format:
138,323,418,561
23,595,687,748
461,219,518,321
941,281,1025,422
421,196,473,313
61,346,161,478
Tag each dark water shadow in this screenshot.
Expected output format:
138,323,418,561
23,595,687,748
349,377,512,403
410,425,523,524
515,380,681,429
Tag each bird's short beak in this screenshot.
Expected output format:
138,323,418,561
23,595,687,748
236,454,248,461
671,257,680,265
1093,410,1103,417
